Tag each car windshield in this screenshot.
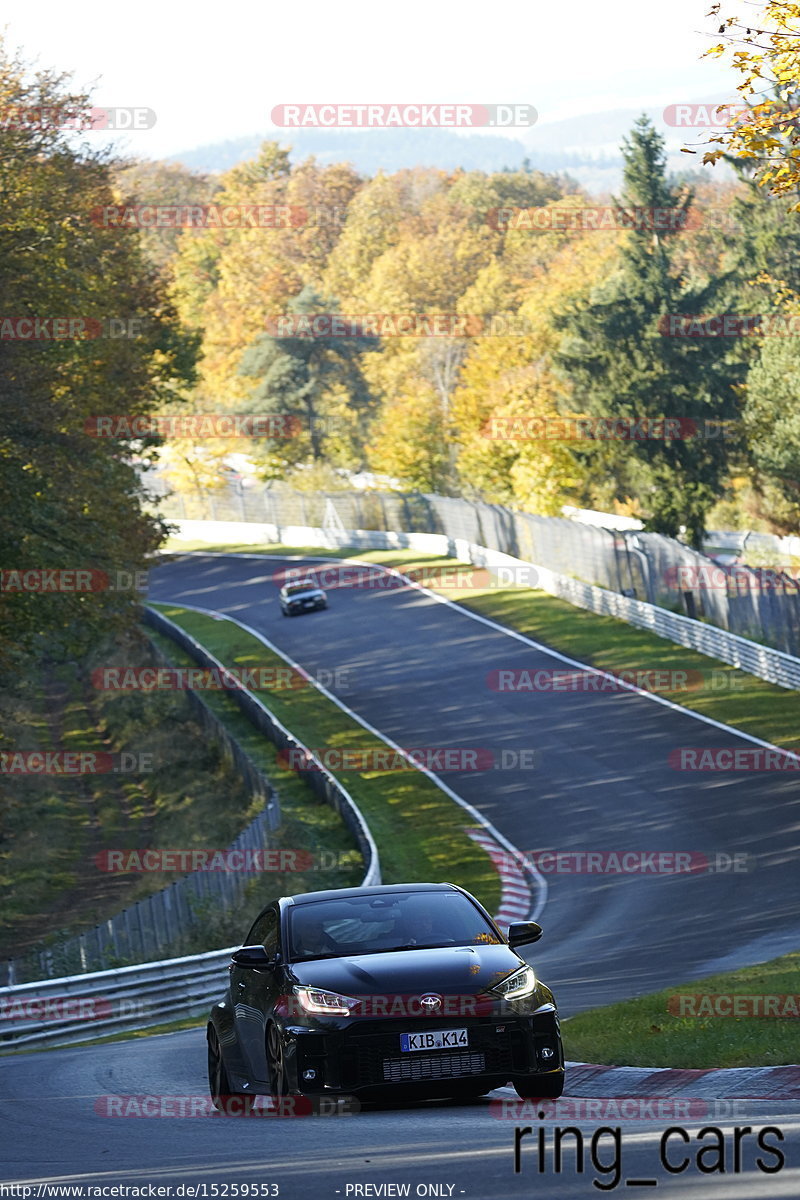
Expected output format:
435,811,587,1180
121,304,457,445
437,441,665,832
288,891,501,961
285,582,318,596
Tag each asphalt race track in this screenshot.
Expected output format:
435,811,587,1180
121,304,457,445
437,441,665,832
146,553,800,1006
1,551,798,1198
1,1031,798,1197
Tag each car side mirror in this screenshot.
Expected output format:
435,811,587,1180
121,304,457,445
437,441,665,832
507,921,543,948
231,945,275,969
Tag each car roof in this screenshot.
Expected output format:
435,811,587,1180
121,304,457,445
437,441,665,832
280,882,461,907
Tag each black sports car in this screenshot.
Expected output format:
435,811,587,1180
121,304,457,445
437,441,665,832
207,882,564,1109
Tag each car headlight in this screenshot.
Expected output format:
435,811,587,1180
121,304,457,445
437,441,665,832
490,965,537,1000
293,986,360,1016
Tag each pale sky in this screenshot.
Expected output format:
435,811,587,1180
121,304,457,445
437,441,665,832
3,0,737,160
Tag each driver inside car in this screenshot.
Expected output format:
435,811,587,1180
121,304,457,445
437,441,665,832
391,908,438,947
295,914,337,957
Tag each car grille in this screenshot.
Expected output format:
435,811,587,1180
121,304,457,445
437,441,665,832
382,1051,486,1082
341,1022,522,1088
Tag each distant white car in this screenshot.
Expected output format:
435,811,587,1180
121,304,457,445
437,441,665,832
279,579,328,616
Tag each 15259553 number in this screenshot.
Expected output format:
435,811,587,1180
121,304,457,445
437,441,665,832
191,1186,279,1197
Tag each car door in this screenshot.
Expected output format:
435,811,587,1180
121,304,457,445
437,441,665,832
231,906,283,1082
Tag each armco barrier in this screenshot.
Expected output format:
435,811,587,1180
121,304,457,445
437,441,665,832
7,806,277,988
0,947,236,1051
142,607,381,886
168,520,800,690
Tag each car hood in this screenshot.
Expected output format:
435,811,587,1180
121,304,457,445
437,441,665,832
288,943,523,995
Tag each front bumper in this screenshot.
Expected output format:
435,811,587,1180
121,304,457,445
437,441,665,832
282,1006,562,1095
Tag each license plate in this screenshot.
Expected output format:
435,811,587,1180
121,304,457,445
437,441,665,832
400,1029,468,1052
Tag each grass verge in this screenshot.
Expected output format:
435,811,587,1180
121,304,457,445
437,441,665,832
144,625,365,925
562,953,800,1068
0,640,257,965
149,604,501,914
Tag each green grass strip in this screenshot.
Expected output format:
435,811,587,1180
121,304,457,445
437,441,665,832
148,604,501,914
144,626,365,915
562,952,800,1068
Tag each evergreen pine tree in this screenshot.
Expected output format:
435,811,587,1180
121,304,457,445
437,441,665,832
554,115,743,546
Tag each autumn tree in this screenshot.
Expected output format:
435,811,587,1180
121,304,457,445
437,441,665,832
239,285,380,476
366,387,452,493
113,159,220,275
703,2,800,206
742,334,800,528
0,37,195,672
451,206,617,512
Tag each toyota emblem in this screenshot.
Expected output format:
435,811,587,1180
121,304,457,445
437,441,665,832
419,993,442,1010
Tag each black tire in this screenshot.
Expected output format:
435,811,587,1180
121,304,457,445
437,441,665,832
267,1022,289,1100
207,1028,253,1115
513,1071,564,1100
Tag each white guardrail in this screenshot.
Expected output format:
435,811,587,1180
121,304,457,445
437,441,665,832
174,518,800,689
0,947,236,1052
